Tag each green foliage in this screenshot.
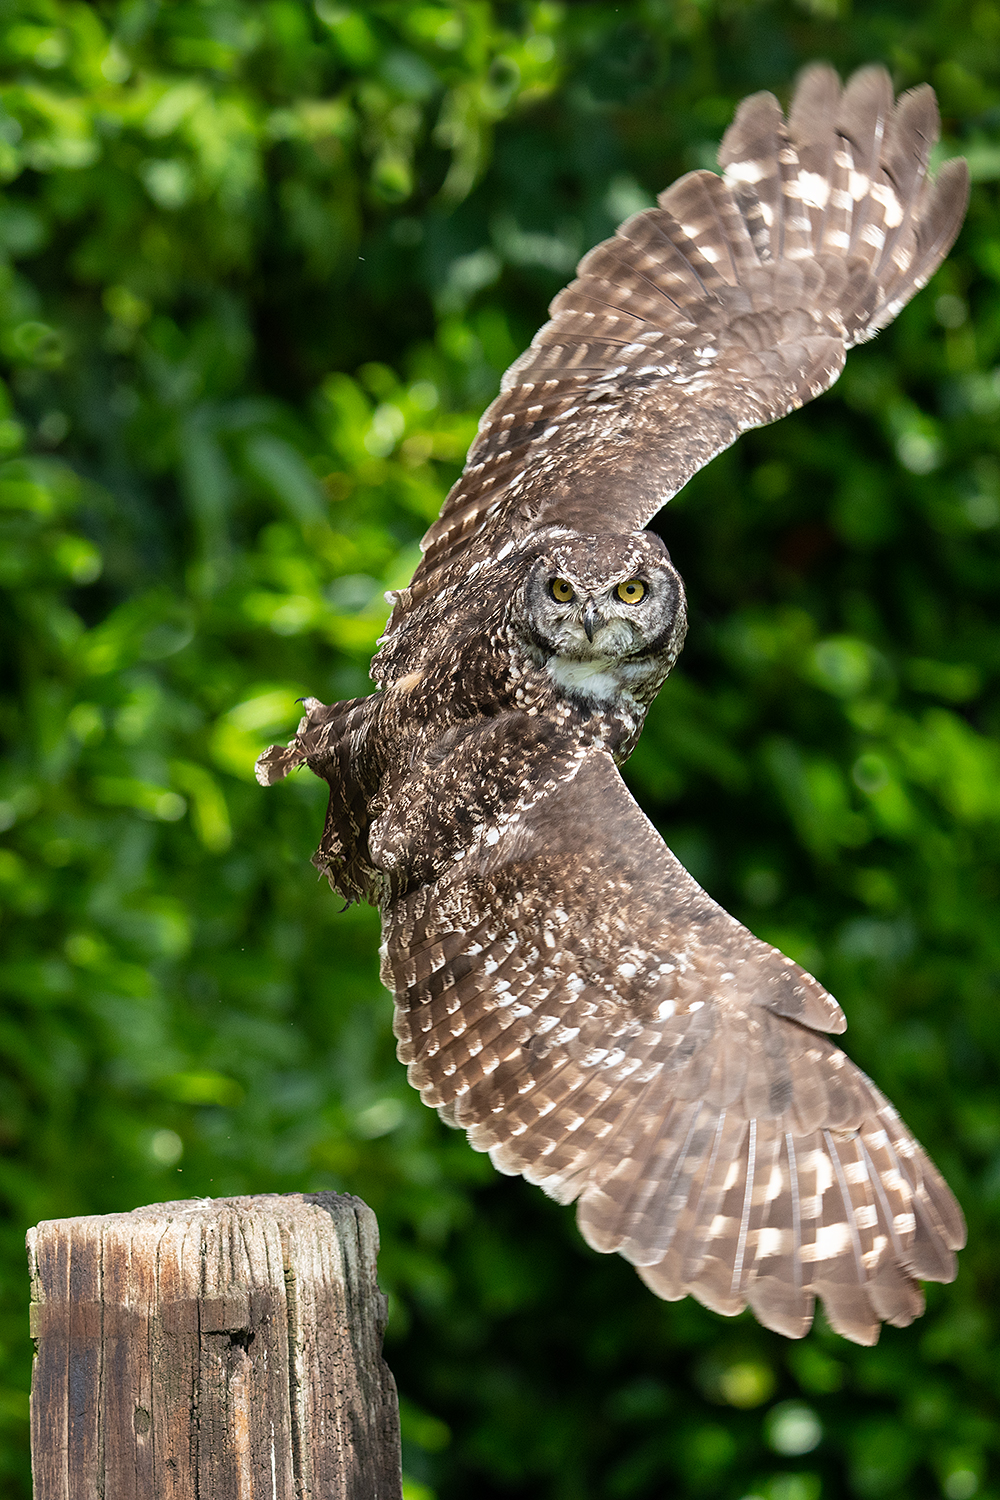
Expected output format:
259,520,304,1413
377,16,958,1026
1,1,999,1496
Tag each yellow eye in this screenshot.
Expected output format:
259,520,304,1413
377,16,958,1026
550,578,575,603
616,579,646,604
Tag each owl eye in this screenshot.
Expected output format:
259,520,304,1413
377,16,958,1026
550,578,575,603
616,579,646,604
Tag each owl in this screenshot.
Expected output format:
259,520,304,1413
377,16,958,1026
258,66,969,1345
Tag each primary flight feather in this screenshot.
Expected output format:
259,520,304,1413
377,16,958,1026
258,65,968,1345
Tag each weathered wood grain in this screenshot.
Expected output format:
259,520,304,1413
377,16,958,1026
27,1192,402,1499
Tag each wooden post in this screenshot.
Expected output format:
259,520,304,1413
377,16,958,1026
26,1192,403,1499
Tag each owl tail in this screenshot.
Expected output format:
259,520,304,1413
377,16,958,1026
255,694,382,906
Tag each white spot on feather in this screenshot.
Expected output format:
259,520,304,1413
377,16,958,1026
870,182,903,226
801,1222,851,1261
725,158,767,185
807,1149,834,1193
796,171,831,209
756,1226,789,1258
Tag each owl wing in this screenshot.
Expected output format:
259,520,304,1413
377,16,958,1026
400,65,967,609
381,740,965,1345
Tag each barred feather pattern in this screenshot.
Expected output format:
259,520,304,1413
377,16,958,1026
380,63,967,647
380,749,964,1346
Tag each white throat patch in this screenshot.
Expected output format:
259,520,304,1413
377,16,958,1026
547,655,625,703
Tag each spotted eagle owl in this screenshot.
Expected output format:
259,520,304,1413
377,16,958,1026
259,67,969,1345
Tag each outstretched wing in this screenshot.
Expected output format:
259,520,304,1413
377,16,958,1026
381,742,965,1345
400,65,967,610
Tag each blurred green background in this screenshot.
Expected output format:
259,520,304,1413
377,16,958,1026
0,1,998,1497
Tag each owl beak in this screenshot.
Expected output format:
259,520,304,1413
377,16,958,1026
582,601,603,643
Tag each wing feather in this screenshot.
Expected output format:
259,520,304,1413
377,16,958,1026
372,66,966,669
382,742,964,1343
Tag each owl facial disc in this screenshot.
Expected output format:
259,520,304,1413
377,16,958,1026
519,531,687,705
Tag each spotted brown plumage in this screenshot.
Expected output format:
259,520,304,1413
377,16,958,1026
258,67,968,1344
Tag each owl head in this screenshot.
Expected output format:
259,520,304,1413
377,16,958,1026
519,531,687,674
